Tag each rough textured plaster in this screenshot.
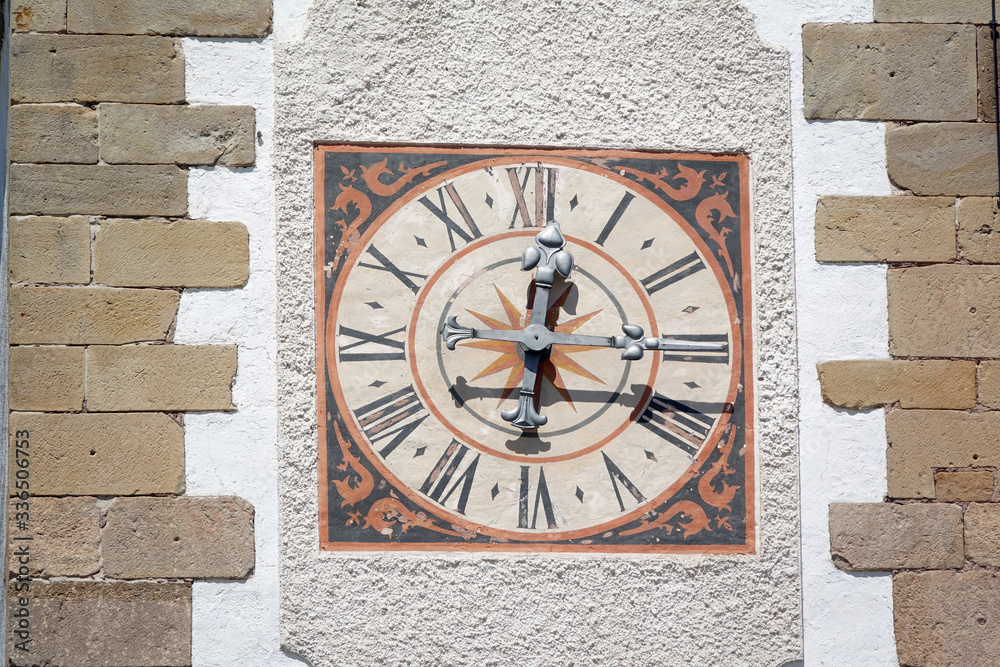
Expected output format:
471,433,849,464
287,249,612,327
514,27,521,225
274,1,800,665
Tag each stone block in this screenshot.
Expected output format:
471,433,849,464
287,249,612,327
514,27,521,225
68,0,271,37
829,502,964,571
979,361,1000,409
876,0,990,24
978,27,998,122
888,265,1000,357
8,103,98,163
886,410,1000,498
935,470,995,502
957,197,1000,263
7,497,99,577
9,163,187,217
11,34,184,103
10,345,85,411
965,503,1000,566
95,218,249,287
7,582,190,667
13,0,66,32
10,286,178,345
87,344,237,412
99,104,255,166
104,496,254,579
814,195,956,263
818,359,975,410
886,123,998,197
8,216,90,285
9,412,184,496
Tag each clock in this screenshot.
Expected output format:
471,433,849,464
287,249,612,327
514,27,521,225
315,145,754,553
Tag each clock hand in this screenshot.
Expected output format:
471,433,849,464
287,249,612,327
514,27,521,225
499,348,547,429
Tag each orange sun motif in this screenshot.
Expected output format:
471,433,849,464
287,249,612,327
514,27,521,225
464,284,605,410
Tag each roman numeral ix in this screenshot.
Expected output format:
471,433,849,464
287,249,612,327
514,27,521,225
338,325,406,363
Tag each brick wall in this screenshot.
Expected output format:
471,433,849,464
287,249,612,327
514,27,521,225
6,1,270,664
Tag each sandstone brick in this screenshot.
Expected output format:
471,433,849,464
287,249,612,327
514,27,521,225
10,286,178,345
886,410,1000,498
95,219,249,288
888,265,1000,357
68,0,271,37
978,27,997,122
9,164,187,217
887,123,998,197
965,504,1000,566
13,0,66,32
11,34,184,104
9,215,90,284
814,195,956,263
100,104,255,166
9,103,98,163
936,470,995,502
87,345,237,412
7,497,100,577
818,360,975,410
104,496,254,579
895,571,1000,667
9,412,184,496
978,361,1000,409
957,197,1000,263
10,346,84,411
829,502,964,571
7,582,190,667
875,0,990,24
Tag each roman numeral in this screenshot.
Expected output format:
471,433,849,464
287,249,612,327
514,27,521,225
419,183,482,251
595,192,635,246
660,333,730,364
602,452,645,512
419,439,480,515
638,394,716,456
506,165,556,228
518,466,557,529
641,252,705,295
358,245,427,295
354,385,427,458
338,325,406,362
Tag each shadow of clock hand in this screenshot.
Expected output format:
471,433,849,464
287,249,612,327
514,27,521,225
504,430,553,455
452,376,632,407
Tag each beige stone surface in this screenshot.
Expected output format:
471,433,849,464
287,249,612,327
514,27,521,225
876,0,990,24
979,361,1000,408
7,497,99,577
95,218,249,287
803,23,976,122
9,286,178,345
818,359,975,410
68,0,271,37
10,34,184,103
13,0,66,32
814,195,956,263
888,265,1000,357
104,496,254,579
8,103,98,163
9,345,84,411
895,570,1000,667
7,581,190,667
978,27,997,122
8,215,90,285
828,502,964,571
935,470,995,502
8,163,187,217
887,123,999,197
886,409,1000,498
957,197,1000,263
965,503,1000,566
87,344,237,412
9,412,184,496
99,103,255,166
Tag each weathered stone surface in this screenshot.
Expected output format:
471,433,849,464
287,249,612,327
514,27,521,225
895,571,1000,667
9,215,90,284
965,504,1000,566
887,123,998,196
9,412,184,496
978,27,997,122
104,496,254,579
95,219,249,287
818,360,975,410
886,410,1000,498
68,0,271,37
814,195,956,263
9,164,187,217
7,497,99,577
87,344,237,412
803,23,976,121
10,34,184,103
9,103,98,163
978,361,1000,409
9,345,84,411
957,197,1000,263
888,265,1000,357
828,502,964,571
876,0,990,24
935,470,995,502
100,104,255,166
7,582,190,667
9,286,178,345
13,0,66,32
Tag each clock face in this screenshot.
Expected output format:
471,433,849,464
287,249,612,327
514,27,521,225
316,146,754,553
